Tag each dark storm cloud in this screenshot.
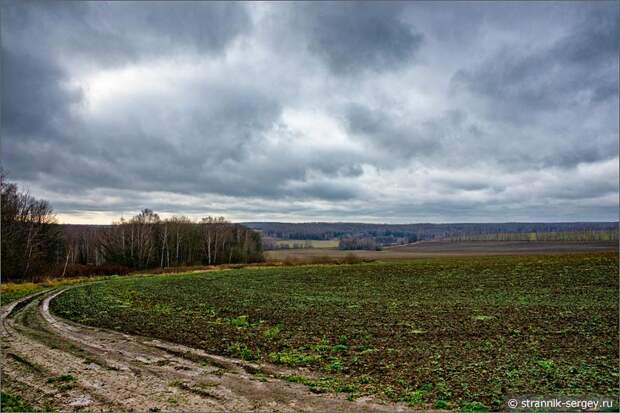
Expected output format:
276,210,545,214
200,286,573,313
1,0,258,192
0,47,81,137
344,103,441,161
451,6,619,113
1,1,618,222
1,1,250,67
543,144,618,170
447,4,619,171
284,2,423,74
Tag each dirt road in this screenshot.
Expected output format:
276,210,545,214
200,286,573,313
1,288,413,412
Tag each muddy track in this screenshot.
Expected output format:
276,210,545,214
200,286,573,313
1,288,415,412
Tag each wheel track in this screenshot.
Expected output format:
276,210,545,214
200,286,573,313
2,288,415,412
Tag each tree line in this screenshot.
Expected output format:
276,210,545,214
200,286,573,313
262,238,315,250
338,237,380,251
1,176,65,281
445,230,619,242
95,211,263,269
246,221,619,242
1,176,264,282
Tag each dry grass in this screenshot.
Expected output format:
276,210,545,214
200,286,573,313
274,239,340,249
281,253,368,266
1,275,117,304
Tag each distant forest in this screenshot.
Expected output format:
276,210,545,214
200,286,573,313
246,221,619,247
1,176,263,281
3,170,616,281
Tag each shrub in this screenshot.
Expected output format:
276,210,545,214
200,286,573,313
43,264,131,279
342,253,363,265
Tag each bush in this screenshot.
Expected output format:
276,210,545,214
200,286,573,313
308,255,335,264
282,255,301,266
342,253,363,265
43,264,131,279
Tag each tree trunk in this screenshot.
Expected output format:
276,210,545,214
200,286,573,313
61,252,70,278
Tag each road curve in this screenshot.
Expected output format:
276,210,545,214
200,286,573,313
1,287,414,412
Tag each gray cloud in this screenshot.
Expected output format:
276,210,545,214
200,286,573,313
1,1,617,223
291,2,424,74
1,1,250,67
344,103,442,161
451,6,618,114
445,4,619,171
1,46,81,137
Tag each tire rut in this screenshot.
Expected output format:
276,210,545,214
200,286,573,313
2,289,415,412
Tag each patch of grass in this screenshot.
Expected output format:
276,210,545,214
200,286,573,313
400,389,426,406
535,359,555,370
46,374,76,383
472,315,495,321
307,338,331,352
1,392,36,412
332,344,347,353
461,401,489,412
326,358,343,372
1,285,48,305
269,350,322,366
263,324,282,339
228,315,251,328
51,252,619,409
226,343,257,361
284,374,356,394
1,274,123,305
252,372,268,382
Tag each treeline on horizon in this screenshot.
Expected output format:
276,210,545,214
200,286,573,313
445,230,618,242
1,176,263,282
245,221,619,244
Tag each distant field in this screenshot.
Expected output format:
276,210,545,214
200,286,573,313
446,229,619,242
273,239,339,249
52,252,619,411
266,240,618,261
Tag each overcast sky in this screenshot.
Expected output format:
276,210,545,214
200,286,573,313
1,1,618,224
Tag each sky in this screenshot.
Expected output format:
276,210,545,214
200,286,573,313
1,1,618,224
